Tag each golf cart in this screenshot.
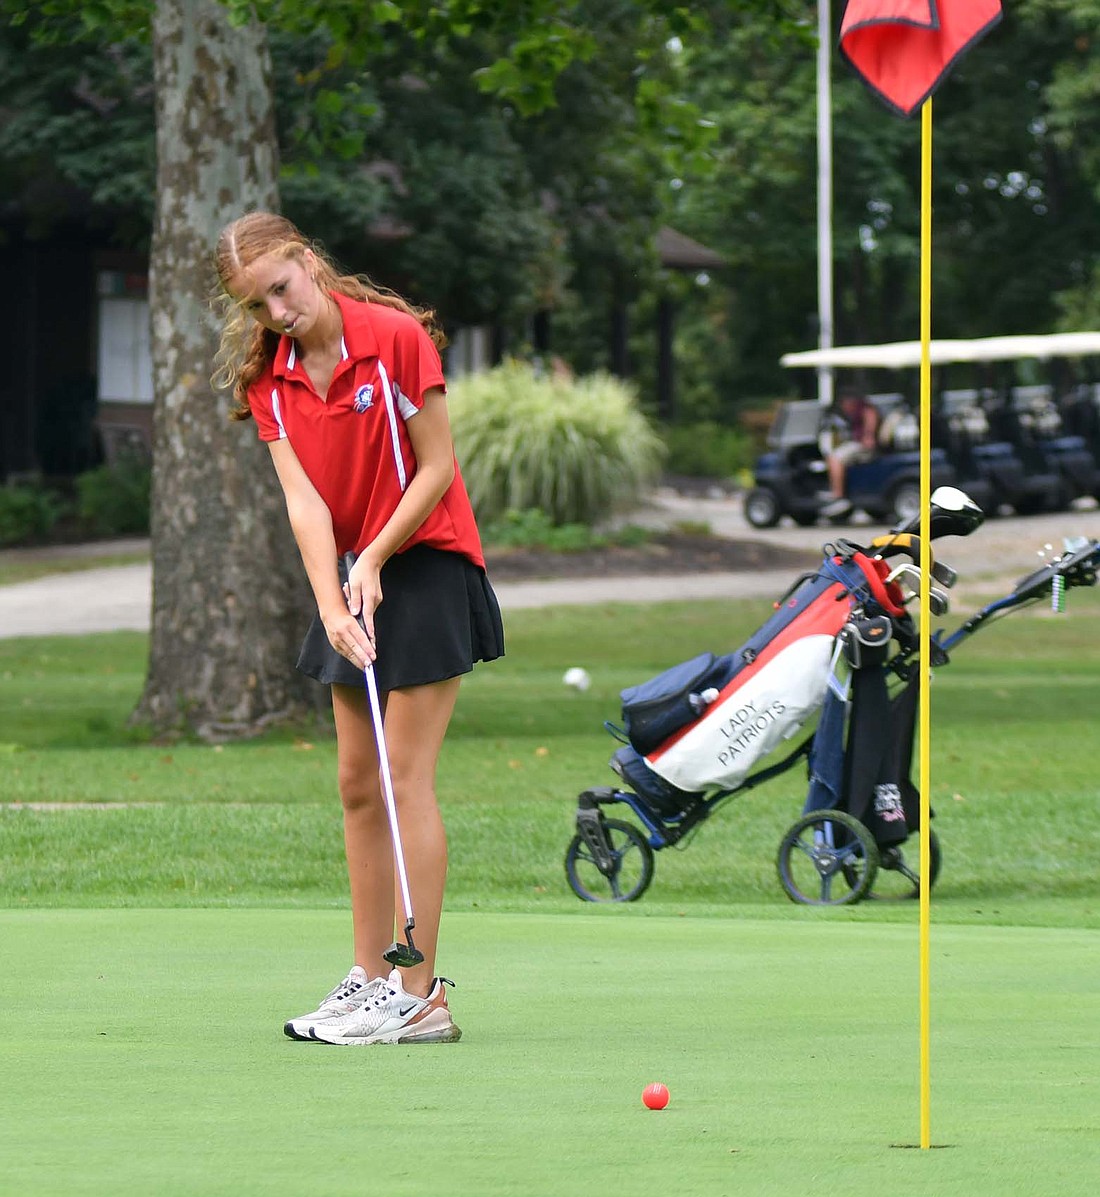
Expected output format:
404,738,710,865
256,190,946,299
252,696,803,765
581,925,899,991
1059,381,1100,451
743,398,954,528
776,331,1100,520
982,384,1099,512
933,388,1031,515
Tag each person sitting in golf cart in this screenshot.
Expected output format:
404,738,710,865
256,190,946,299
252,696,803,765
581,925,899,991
821,389,880,517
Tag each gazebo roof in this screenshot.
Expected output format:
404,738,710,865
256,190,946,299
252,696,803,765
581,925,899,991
656,226,726,271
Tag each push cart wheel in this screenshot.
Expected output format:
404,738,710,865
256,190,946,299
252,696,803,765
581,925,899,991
565,819,654,902
870,829,942,901
776,810,879,906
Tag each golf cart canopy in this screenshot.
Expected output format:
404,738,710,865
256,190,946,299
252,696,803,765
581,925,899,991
780,332,1100,371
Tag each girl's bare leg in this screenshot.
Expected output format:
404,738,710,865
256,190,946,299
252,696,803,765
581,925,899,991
331,683,394,976
331,676,461,996
381,676,461,996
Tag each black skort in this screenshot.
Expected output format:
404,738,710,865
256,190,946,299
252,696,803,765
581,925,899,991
297,545,505,692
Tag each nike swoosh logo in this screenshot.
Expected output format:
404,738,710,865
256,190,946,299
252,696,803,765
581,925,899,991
398,1003,419,1017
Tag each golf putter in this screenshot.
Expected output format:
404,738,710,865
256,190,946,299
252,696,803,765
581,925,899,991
342,553,425,969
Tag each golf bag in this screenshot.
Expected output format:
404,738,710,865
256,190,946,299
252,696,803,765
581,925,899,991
804,667,922,850
609,544,909,820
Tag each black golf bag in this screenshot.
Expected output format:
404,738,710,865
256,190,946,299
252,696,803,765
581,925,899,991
804,666,923,851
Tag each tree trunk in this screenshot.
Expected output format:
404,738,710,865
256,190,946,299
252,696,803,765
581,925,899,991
135,0,318,739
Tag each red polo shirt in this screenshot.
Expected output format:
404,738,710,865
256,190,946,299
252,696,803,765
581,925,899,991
248,292,485,568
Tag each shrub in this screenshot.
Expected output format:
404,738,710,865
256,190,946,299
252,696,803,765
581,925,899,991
480,508,596,551
448,361,665,526
660,420,756,480
0,482,67,546
480,507,654,552
74,457,152,537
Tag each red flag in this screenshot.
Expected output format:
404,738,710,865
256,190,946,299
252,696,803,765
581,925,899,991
839,0,1003,117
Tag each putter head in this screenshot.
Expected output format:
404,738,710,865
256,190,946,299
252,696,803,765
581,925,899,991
384,920,425,969
383,941,426,968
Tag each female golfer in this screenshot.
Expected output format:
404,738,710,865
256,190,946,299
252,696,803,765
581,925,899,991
213,212,504,1044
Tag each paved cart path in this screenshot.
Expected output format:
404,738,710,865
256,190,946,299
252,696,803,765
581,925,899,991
1,492,1097,639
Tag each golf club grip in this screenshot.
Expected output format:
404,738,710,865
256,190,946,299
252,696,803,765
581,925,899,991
342,552,365,632
868,533,935,572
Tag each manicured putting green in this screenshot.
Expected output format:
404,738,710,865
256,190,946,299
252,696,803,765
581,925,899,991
1,908,1096,1196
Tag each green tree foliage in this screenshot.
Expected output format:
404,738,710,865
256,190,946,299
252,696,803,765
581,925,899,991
8,1,1098,392
1027,0,1100,326
0,16,154,237
0,1,802,331
662,1,1100,409
916,3,1100,342
6,5,1100,419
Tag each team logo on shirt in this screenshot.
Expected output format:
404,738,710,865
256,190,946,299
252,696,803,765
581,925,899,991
353,384,375,413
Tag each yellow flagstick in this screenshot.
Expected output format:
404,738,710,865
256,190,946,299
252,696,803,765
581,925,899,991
918,96,934,1152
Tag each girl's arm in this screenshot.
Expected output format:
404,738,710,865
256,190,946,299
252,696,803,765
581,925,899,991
267,438,375,662
343,385,455,620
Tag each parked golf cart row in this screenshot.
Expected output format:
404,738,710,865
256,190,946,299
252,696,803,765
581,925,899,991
745,334,1100,529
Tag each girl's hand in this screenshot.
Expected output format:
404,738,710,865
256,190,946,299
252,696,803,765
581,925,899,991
336,552,384,663
323,606,376,666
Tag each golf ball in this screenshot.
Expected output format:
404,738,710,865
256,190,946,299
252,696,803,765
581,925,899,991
642,1083,670,1110
562,666,591,691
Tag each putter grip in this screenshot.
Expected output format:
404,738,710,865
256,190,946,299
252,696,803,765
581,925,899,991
342,552,367,632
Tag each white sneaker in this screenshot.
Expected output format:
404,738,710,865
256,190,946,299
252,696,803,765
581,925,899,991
820,497,853,519
283,966,382,1041
306,968,462,1045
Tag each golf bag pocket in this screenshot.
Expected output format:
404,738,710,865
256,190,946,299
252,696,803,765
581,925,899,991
611,744,703,819
838,615,893,669
620,652,732,756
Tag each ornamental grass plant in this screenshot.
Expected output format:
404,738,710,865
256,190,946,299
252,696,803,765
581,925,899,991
447,360,664,526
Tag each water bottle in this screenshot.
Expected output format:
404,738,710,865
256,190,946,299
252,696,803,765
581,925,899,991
688,687,721,714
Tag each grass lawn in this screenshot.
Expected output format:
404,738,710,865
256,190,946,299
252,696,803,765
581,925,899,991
2,594,1099,1194
2,908,1097,1197
2,601,1098,923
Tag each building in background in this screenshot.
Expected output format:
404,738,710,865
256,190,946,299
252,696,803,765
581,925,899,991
0,227,151,483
